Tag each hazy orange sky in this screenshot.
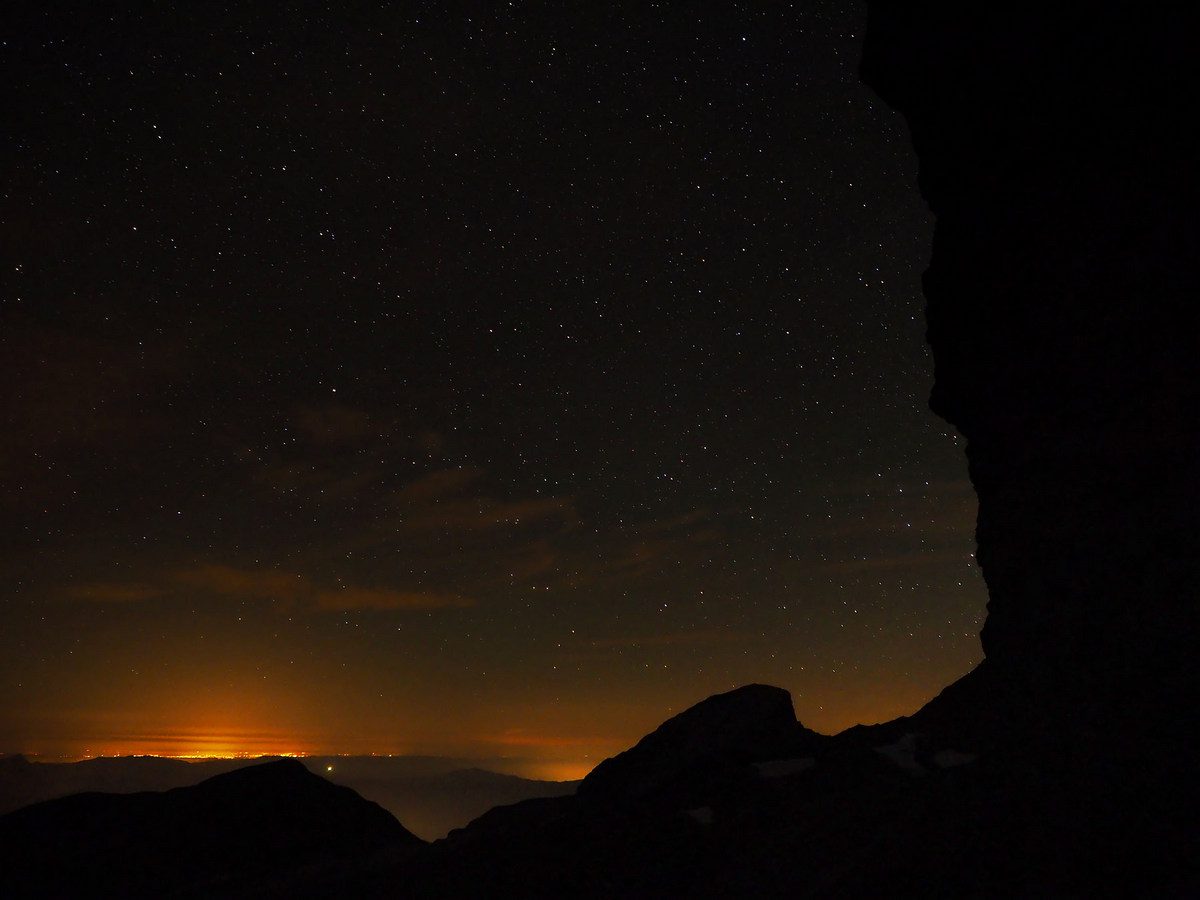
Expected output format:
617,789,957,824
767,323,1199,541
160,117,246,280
5,580,980,780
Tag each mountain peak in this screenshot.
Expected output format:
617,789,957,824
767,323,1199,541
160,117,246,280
0,756,421,897
578,683,819,803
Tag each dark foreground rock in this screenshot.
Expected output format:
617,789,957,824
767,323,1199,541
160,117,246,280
0,759,422,898
3,671,1194,897
578,683,818,805
323,684,1193,898
860,1,1199,756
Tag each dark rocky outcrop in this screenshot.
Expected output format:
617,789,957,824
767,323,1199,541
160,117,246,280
578,684,819,805
853,1,1198,890
0,760,422,898
860,2,1199,752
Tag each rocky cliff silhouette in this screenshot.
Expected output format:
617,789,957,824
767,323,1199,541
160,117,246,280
860,1,1198,761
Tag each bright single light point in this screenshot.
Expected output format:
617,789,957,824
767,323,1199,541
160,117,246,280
326,765,333,772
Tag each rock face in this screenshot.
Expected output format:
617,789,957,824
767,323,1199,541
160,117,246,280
0,760,422,898
578,684,815,804
861,3,1199,750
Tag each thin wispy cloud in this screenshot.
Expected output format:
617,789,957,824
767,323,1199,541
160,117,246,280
587,627,747,649
292,403,375,445
314,587,471,611
64,582,164,603
175,564,309,604
393,467,486,503
62,564,471,614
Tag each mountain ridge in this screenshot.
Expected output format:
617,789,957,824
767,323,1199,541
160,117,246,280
0,759,421,898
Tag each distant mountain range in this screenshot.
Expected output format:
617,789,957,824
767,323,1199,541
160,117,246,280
0,685,852,897
2,680,1195,896
0,752,577,841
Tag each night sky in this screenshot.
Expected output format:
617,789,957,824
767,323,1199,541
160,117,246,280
2,2,984,780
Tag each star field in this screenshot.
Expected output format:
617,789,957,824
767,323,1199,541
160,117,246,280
1,2,985,777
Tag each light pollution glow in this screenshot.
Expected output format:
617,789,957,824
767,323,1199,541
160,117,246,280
8,677,949,783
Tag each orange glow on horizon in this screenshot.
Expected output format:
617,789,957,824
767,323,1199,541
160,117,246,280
526,760,595,781
38,726,323,763
5,658,971,776
14,688,946,764
29,749,600,782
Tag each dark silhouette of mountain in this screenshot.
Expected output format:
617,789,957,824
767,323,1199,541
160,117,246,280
0,753,576,840
0,759,421,898
578,684,821,805
0,754,249,816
